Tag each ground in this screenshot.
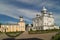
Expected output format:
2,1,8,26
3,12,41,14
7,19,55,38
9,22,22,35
0,31,58,40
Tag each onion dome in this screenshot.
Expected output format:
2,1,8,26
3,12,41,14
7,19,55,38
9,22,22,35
28,24,31,27
19,16,23,18
41,6,47,13
36,14,40,17
49,12,53,15
42,6,47,11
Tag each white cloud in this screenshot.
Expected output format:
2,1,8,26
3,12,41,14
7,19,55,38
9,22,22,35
0,2,40,23
0,3,20,19
17,8,40,18
17,0,60,10
16,0,42,5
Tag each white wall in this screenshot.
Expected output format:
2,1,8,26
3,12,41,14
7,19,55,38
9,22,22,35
54,26,59,29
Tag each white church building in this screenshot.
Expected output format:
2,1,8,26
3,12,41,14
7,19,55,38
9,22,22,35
32,7,59,30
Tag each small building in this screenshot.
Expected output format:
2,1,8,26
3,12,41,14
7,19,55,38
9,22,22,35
26,24,32,31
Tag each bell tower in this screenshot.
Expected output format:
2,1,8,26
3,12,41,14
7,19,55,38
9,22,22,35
18,16,25,31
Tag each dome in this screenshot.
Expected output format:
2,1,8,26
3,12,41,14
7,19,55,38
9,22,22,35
28,24,31,27
19,16,23,18
49,12,53,15
41,6,47,13
42,6,47,11
36,14,40,17
36,14,39,16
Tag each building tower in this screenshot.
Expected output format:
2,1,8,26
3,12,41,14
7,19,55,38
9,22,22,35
18,16,25,31
48,12,54,26
41,7,49,30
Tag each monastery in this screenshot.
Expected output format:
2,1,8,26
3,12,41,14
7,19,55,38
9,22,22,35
0,7,59,32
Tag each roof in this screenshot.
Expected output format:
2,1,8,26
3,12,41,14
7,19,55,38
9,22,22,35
1,23,18,25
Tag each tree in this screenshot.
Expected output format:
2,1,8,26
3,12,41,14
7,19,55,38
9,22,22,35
0,23,2,28
25,24,29,27
31,24,33,27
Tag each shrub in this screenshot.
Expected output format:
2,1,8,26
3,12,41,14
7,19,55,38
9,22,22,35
5,31,24,37
28,29,60,34
51,32,60,40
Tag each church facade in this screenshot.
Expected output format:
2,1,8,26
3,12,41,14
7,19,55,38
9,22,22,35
0,16,25,32
32,7,59,30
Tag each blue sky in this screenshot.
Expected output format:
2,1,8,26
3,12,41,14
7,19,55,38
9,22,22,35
0,0,60,26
